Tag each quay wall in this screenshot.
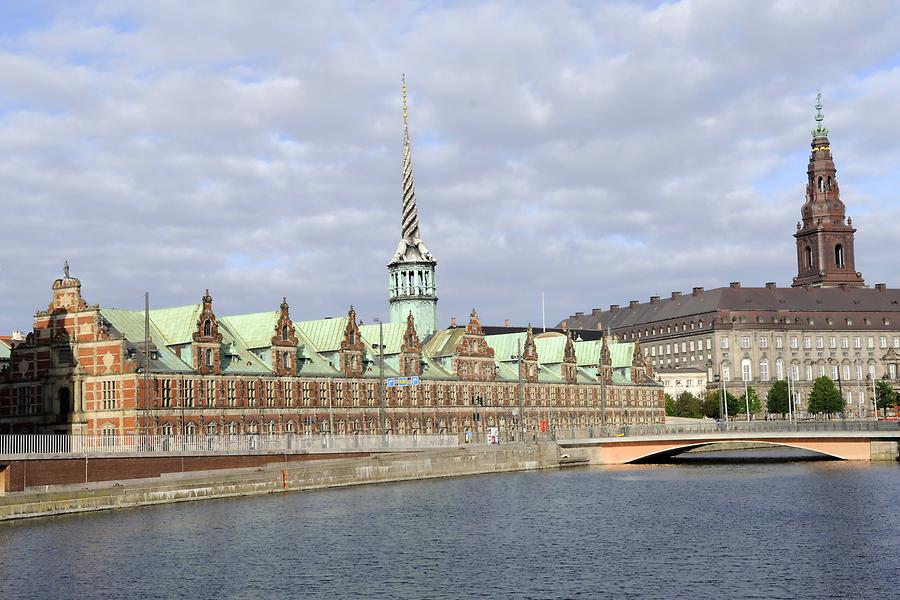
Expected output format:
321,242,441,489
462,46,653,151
0,443,559,521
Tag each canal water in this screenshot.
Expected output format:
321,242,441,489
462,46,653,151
1,448,898,600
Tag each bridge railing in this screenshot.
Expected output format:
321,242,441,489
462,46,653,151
555,419,900,440
0,434,459,458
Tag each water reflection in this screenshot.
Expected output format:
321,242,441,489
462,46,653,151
1,449,897,600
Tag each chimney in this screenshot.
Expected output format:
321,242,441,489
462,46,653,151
575,312,584,317
11,330,25,341
629,300,640,308
450,317,457,327
596,322,603,330
692,287,704,296
592,308,603,316
730,281,741,289
503,319,510,327
561,320,569,329
609,304,619,312
650,296,660,304
765,282,776,290
876,283,887,291
671,291,682,299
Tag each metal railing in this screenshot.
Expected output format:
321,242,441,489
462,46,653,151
555,419,900,440
0,434,459,458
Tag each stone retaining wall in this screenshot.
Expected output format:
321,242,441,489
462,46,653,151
0,443,559,521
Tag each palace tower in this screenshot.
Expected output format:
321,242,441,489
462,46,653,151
792,94,865,288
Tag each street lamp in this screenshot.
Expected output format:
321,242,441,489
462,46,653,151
855,358,862,419
827,357,845,421
372,318,387,434
513,339,525,444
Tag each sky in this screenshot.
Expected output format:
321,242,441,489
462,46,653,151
1,0,899,335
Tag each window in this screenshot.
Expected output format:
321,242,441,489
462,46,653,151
818,365,825,377
894,337,900,349
853,337,861,349
721,337,729,350
681,342,687,353
816,337,824,349
740,337,751,349
101,380,118,410
206,380,216,407
791,364,800,381
776,358,784,380
741,359,752,382
207,422,217,436
790,336,798,349
775,337,783,349
706,338,711,350
835,244,844,268
806,365,813,380
831,366,839,380
867,337,875,349
203,320,211,337
184,381,195,407
205,348,213,367
828,337,836,349
856,364,863,380
266,381,274,407
227,381,236,407
722,364,730,382
759,359,769,382
804,337,812,350
285,382,293,406
759,337,768,349
880,336,887,349
161,379,172,408
248,381,256,407
840,337,848,349
185,422,196,435
282,325,289,340
843,365,850,380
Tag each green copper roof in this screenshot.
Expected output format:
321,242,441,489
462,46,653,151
484,332,527,363
297,317,348,353
149,305,201,345
0,341,10,360
359,322,405,355
100,308,190,372
220,311,280,350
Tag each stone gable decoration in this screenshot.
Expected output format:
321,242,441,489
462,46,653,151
631,339,650,382
399,312,422,377
339,306,365,378
562,330,578,384
48,262,89,314
272,298,299,377
597,335,613,385
192,290,223,375
520,324,539,383
453,309,496,381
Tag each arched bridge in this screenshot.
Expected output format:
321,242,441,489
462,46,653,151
557,421,900,464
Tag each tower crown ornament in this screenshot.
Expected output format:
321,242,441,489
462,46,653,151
811,91,829,139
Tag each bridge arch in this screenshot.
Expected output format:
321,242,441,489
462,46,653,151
628,440,843,463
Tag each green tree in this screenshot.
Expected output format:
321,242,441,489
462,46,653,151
875,380,896,416
674,391,703,418
807,376,842,417
766,380,790,417
703,390,721,419
664,393,676,416
736,386,761,417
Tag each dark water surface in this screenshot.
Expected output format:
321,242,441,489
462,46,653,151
1,448,899,600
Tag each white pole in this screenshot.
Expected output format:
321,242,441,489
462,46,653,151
787,374,793,422
744,377,750,422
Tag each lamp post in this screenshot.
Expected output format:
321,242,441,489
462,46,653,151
828,357,845,421
855,359,862,419
373,318,387,435
743,374,750,423
516,339,525,444
720,360,729,423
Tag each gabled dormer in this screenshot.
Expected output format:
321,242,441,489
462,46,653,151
562,330,577,384
630,339,649,383
597,335,613,385
271,297,299,377
192,289,222,375
399,312,422,377
452,308,496,381
339,306,365,378
520,324,539,383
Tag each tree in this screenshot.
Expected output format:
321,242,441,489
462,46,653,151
807,376,842,417
703,390,721,419
736,386,761,418
725,391,742,418
664,393,676,416
875,380,897,416
766,380,790,417
674,391,703,418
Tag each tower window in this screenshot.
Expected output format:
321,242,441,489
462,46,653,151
818,176,824,192
835,244,844,268
827,176,832,191
205,348,213,367
282,324,289,340
203,319,212,337
805,246,813,270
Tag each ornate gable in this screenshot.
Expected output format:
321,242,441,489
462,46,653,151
339,306,365,378
192,289,222,375
272,298,299,376
453,309,495,381
520,324,539,383
597,335,613,385
562,330,577,384
399,312,422,376
630,339,649,382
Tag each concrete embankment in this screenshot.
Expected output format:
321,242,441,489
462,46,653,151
0,443,559,522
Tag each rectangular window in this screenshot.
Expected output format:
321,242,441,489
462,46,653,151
721,338,729,350
740,336,751,349
266,381,274,407
722,365,730,382
776,360,784,380
759,337,768,349
853,337,861,349
843,365,850,381
816,337,824,349
840,337,848,349
790,336,798,349
285,382,293,406
681,342,686,353
775,337,783,349
806,365,813,380
302,382,311,406
206,380,216,407
102,380,118,410
666,344,671,355
818,365,825,377
248,381,257,407
856,364,863,380
894,337,899,349
741,362,751,382
185,380,195,408
831,366,838,380
867,337,875,349
161,379,172,408
828,337,836,349
689,341,695,352
791,365,800,381
880,336,887,349
804,337,812,350
760,362,769,381
227,380,236,407
706,338,711,350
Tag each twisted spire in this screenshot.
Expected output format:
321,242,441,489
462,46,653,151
401,74,420,241
391,75,434,264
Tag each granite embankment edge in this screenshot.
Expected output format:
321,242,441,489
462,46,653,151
0,444,560,522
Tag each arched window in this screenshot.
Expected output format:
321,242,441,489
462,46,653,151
282,325,288,341
206,421,217,436
805,246,813,270
205,348,213,367
227,421,237,435
775,358,784,380
827,176,832,190
203,319,211,337
185,422,196,436
835,244,844,268
818,176,824,192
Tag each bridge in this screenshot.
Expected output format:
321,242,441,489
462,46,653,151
557,421,900,464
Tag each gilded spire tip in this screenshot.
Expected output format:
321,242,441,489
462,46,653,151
402,74,408,126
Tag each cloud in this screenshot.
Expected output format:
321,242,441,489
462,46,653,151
1,0,899,334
